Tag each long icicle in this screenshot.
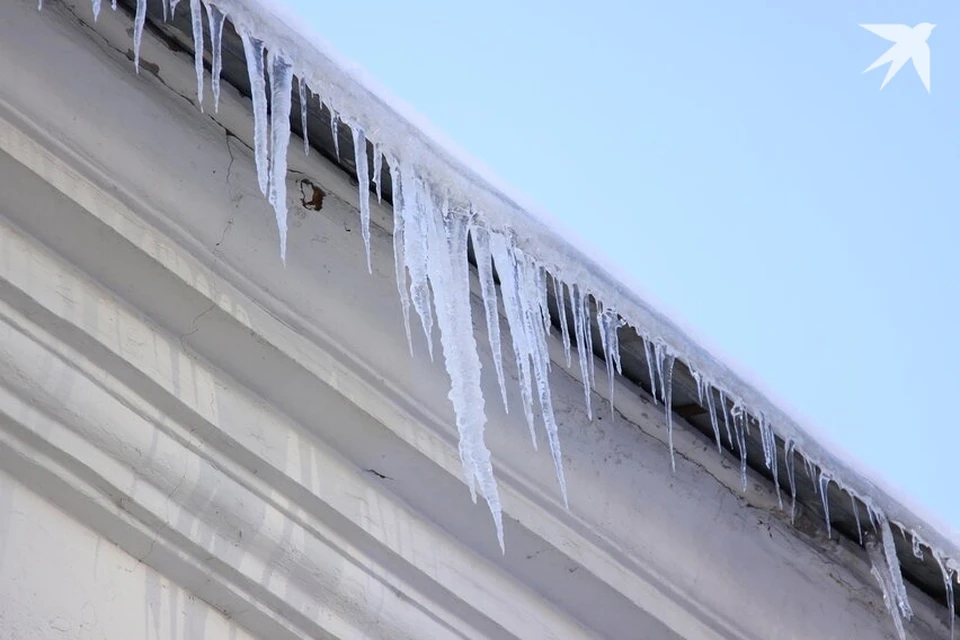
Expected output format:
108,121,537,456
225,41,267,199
189,0,205,111
238,30,269,197
372,142,383,203
582,291,596,389
536,266,552,342
490,233,538,448
759,412,783,510
852,493,864,546
471,226,509,413
518,251,567,505
388,161,413,354
554,277,572,368
705,383,722,454
205,2,226,113
570,283,593,419
719,389,733,447
330,110,341,160
874,507,914,621
784,438,798,523
352,125,372,272
657,345,677,472
597,303,623,421
422,195,503,550
868,538,907,640
642,333,657,404
133,0,146,73
266,50,294,263
819,472,832,537
731,402,748,490
398,173,435,359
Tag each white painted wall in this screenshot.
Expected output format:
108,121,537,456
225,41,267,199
0,470,260,640
0,1,952,638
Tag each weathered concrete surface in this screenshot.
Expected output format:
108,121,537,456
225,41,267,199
0,1,953,638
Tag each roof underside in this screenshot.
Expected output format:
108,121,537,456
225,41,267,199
115,0,955,620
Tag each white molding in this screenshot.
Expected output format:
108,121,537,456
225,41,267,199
0,1,951,638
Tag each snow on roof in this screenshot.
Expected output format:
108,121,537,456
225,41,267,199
42,1,959,636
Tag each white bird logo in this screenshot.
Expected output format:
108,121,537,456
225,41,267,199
860,23,935,92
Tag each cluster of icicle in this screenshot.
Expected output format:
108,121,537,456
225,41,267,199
46,1,958,637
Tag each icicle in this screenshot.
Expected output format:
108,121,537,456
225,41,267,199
486,235,567,504
770,444,783,511
490,233,537,446
266,50,294,263
387,162,413,354
239,31,269,197
352,126,372,272
868,538,907,640
757,413,782,509
719,390,733,447
805,457,818,489
912,534,924,560
759,412,772,468
582,293,596,388
372,142,383,203
189,0,205,111
935,551,956,640
330,110,341,160
570,284,593,419
421,194,504,550
663,352,676,472
553,277,572,368
133,0,146,73
161,0,170,21
819,472,831,537
112,0,117,10
654,342,666,402
598,304,623,420
205,3,225,113
652,342,677,472
867,502,880,532
298,78,310,155
169,0,178,16
397,173,435,359
536,266,552,341
873,508,914,621
691,369,703,403
852,494,863,546
731,402,748,490
705,383,722,454
92,0,101,20
642,333,657,404
518,252,567,505
470,225,509,413
784,439,798,522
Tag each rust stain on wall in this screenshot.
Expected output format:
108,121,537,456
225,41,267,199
299,179,325,211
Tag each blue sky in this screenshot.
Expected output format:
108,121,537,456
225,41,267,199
280,1,960,532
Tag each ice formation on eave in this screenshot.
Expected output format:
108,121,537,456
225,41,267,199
46,1,960,636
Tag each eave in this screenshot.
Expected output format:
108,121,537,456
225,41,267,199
2,0,956,637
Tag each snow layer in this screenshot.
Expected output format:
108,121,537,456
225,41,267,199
50,1,960,636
